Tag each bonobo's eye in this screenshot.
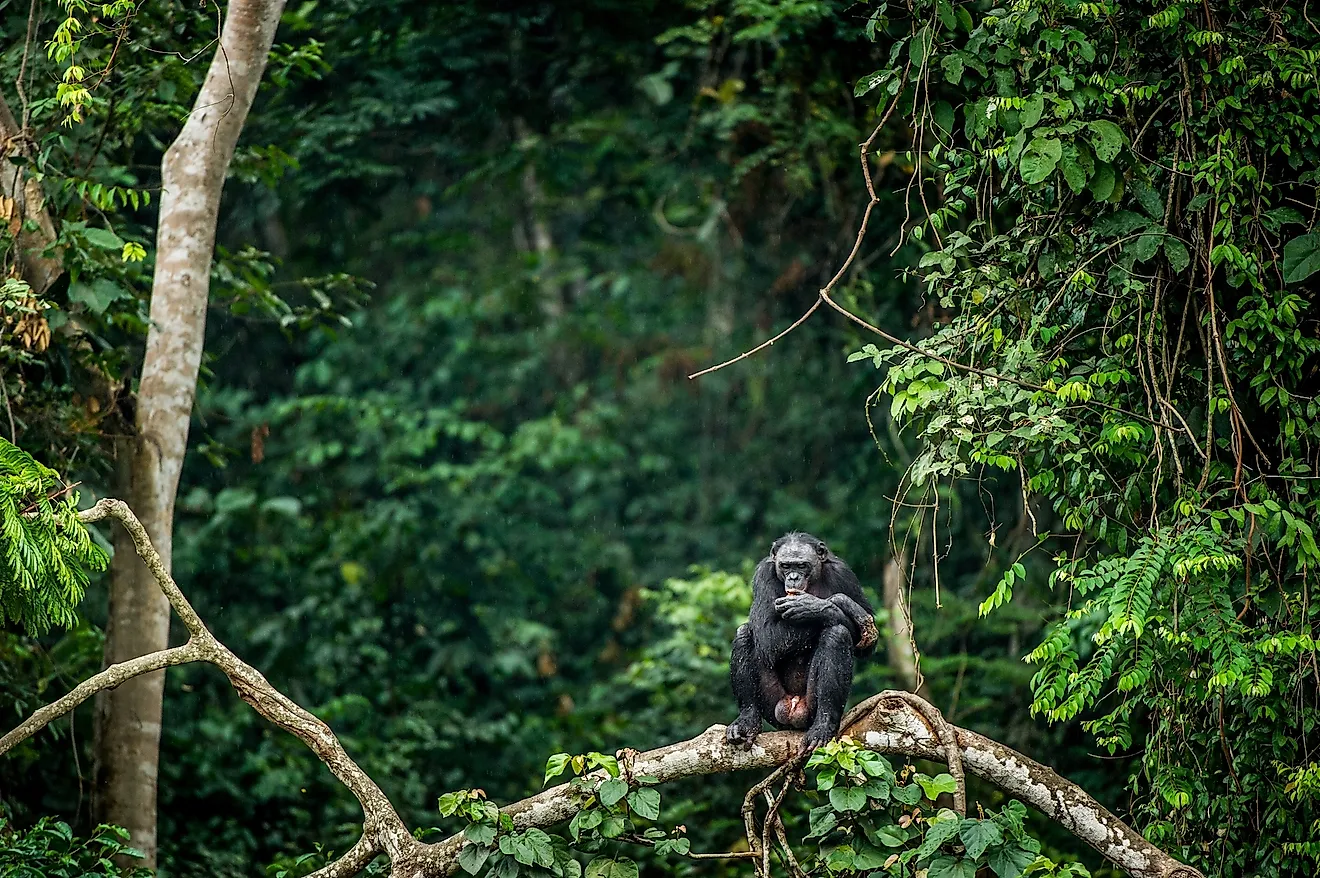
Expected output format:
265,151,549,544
815,542,828,558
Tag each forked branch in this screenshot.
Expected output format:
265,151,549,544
3,500,1203,878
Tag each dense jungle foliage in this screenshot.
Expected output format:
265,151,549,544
0,1,1317,877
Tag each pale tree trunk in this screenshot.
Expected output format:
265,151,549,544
883,552,930,699
95,0,287,866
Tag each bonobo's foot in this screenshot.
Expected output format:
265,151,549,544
800,719,839,754
725,712,763,749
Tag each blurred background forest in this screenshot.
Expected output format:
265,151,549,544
2,1,1317,877
0,1,1066,872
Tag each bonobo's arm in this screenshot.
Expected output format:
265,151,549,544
775,557,878,655
827,593,878,653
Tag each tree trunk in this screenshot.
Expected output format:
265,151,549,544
0,94,61,296
94,0,287,866
883,553,930,699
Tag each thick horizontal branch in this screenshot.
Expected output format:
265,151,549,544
6,500,1204,878
424,697,1204,878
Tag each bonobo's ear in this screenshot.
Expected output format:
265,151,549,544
815,541,829,558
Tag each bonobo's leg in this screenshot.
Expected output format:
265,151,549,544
727,624,770,748
801,624,855,751
828,594,879,652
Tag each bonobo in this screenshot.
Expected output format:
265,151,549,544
725,532,878,752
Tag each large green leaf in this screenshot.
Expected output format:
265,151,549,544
1087,119,1125,161
1019,137,1062,184
1282,230,1320,283
958,818,1004,859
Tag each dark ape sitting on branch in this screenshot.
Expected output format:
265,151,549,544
726,532,878,752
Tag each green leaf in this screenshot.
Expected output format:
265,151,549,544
1128,232,1163,263
491,853,520,878
928,856,978,878
909,26,933,66
1094,210,1150,238
1020,95,1045,129
988,844,1039,878
1087,120,1125,162
598,778,628,807
915,811,962,860
866,823,910,847
855,70,889,97
892,783,923,805
829,784,869,812
825,845,856,873
936,0,957,30
1282,231,1320,284
959,818,1004,859
853,842,890,870
438,792,463,817
626,788,660,821
1019,137,1062,185
655,838,691,857
1164,237,1191,274
942,54,965,84
569,808,602,840
600,814,628,838
1088,163,1116,201
807,805,838,838
932,101,956,140
545,753,572,785
459,843,492,875
917,773,960,799
609,859,638,878
68,278,128,315
465,822,497,846
587,753,620,777
81,227,125,249
528,830,556,868
861,777,891,802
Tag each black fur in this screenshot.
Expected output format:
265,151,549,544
726,532,877,751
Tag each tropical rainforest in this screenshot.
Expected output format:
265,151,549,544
1,2,1318,878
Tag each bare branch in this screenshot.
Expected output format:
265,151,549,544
306,834,382,878
0,643,201,756
6,502,1203,878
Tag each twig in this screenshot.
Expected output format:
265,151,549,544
688,81,906,381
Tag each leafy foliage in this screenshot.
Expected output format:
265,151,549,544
853,0,1320,873
0,816,150,877
0,439,104,633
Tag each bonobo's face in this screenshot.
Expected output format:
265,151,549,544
773,536,826,595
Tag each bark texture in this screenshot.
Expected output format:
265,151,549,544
0,94,61,295
882,552,929,698
95,0,287,865
0,500,1204,878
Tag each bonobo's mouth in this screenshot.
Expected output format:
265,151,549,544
784,586,805,596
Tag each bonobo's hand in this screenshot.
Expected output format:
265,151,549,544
775,593,839,624
725,711,762,749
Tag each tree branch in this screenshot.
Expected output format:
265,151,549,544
4,501,1203,878
0,643,200,756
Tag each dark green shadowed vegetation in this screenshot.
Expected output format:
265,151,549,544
0,2,1316,878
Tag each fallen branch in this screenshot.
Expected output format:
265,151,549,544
3,499,1204,878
